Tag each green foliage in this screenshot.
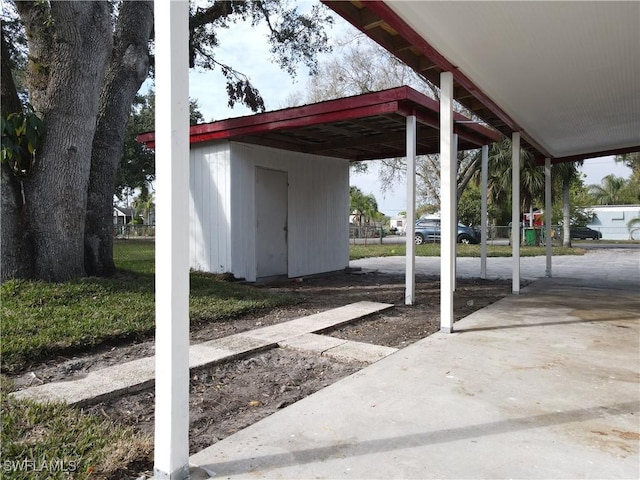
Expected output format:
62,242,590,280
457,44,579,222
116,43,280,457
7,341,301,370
457,182,497,226
458,184,481,226
0,241,295,373
416,204,439,218
117,91,205,200
350,186,381,223
550,177,594,225
350,161,368,174
615,152,640,181
484,136,542,224
130,187,155,224
0,104,45,177
588,174,637,205
116,93,154,198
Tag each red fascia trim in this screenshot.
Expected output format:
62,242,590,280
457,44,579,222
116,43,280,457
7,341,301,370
138,84,499,149
137,131,155,148
190,101,401,144
190,86,414,136
363,2,519,130
452,113,501,143
139,86,445,147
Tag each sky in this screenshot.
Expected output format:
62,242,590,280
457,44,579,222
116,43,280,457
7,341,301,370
185,5,633,218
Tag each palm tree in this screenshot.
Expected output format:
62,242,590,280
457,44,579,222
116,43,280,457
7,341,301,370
131,186,155,225
485,136,544,224
552,162,581,247
588,175,629,205
350,186,379,237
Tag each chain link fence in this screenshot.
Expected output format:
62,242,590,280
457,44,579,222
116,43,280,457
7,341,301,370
113,223,639,244
349,225,387,244
113,224,155,239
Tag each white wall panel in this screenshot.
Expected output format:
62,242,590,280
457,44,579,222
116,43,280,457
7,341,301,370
189,143,231,273
229,142,349,281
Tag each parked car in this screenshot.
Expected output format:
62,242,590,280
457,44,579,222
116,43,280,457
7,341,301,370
414,218,479,245
569,226,602,240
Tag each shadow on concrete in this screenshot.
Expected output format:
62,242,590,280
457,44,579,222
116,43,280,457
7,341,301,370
197,401,640,477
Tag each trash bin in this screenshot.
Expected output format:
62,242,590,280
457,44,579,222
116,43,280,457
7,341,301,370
524,227,537,246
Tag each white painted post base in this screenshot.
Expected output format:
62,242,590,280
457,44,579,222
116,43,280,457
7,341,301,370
153,465,190,480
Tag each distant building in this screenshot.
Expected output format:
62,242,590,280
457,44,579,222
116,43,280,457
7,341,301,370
389,215,406,234
586,205,640,240
113,206,135,225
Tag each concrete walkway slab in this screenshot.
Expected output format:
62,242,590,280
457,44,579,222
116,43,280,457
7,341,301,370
190,276,640,479
240,301,393,342
10,356,156,407
11,301,393,406
280,333,398,364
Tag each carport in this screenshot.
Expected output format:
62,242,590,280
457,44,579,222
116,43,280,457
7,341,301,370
138,86,498,284
325,0,640,306
151,2,639,477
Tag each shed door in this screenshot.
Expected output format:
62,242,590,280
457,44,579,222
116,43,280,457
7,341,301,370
256,167,288,278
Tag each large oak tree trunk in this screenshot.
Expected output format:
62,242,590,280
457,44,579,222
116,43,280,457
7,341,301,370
1,25,33,281
85,1,154,276
17,1,112,281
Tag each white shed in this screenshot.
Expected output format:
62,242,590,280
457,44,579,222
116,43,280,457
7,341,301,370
138,86,500,282
190,141,349,281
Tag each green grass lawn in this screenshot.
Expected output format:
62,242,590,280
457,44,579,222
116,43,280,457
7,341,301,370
0,240,298,479
1,375,153,480
348,242,585,260
1,240,296,373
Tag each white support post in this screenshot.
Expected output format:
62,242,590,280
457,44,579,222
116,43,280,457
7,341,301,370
405,115,417,305
440,72,455,333
511,132,521,295
480,144,489,279
153,2,190,479
452,133,458,292
545,157,552,277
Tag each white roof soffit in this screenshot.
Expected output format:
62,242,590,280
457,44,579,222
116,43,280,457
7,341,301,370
385,1,640,160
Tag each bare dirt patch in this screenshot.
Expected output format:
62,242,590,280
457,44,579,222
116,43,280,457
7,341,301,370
10,270,514,479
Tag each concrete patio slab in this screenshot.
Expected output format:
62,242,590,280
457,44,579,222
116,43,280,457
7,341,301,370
190,276,640,479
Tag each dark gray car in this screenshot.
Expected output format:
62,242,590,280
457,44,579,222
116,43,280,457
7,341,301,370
570,226,602,240
414,218,479,245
